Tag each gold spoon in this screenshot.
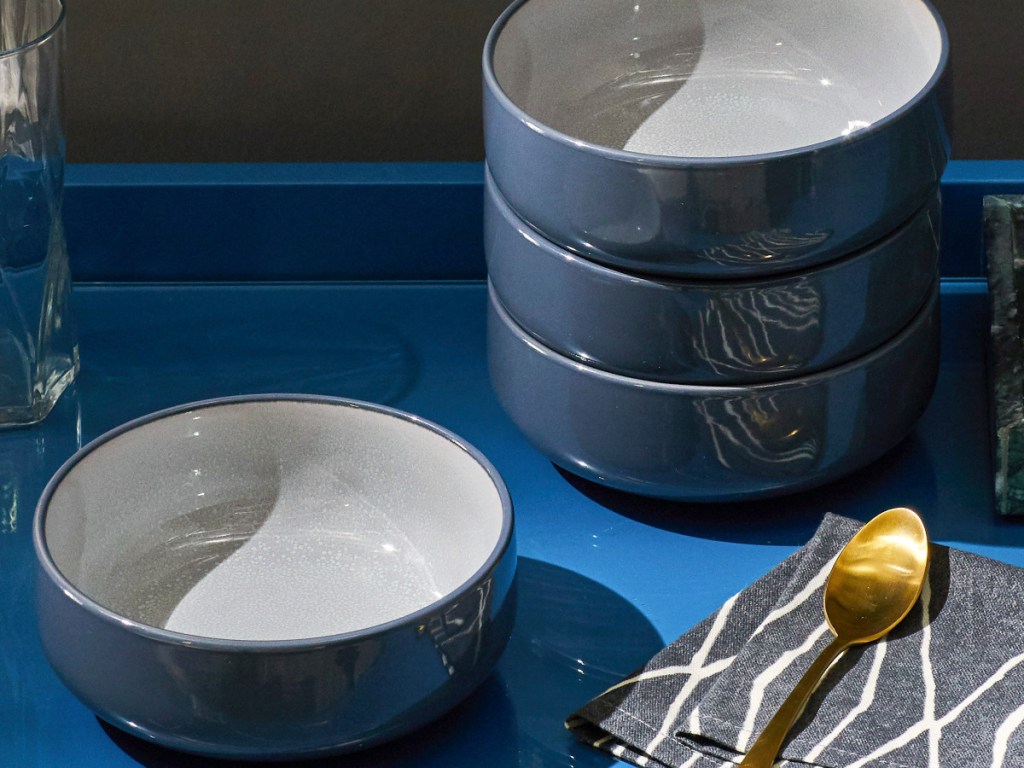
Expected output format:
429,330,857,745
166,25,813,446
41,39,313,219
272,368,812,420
739,507,930,768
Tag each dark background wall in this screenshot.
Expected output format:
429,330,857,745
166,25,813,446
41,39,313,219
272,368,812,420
64,0,1021,164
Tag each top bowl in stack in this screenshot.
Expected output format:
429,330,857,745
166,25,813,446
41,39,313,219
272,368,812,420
483,0,949,278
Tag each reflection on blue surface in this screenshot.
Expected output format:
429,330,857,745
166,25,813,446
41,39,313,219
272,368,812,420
75,285,420,435
499,559,663,768
0,281,1017,767
553,427,940,548
0,391,81,768
97,675,519,768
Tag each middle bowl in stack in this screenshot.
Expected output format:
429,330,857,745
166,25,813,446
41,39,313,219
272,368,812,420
482,0,949,501
486,169,940,385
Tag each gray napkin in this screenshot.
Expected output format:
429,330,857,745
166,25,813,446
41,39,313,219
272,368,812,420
567,513,1024,768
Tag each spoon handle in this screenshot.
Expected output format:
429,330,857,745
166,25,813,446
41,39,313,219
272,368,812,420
738,635,848,767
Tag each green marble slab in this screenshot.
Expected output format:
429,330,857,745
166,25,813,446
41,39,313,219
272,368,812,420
985,195,1024,515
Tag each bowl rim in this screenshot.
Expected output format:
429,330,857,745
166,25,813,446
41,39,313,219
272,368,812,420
33,393,516,653
488,278,938,393
484,163,940,288
482,0,949,166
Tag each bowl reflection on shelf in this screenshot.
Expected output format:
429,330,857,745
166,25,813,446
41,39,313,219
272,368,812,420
76,289,420,435
499,558,665,767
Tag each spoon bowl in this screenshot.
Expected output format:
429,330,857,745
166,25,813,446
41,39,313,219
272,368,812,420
740,507,929,767
824,508,930,642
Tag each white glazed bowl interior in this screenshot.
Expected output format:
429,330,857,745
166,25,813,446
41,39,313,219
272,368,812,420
42,399,507,642
492,0,944,157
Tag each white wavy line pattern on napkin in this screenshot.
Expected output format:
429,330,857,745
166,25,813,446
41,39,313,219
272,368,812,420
844,650,1024,768
918,574,940,765
643,593,740,757
577,522,1024,768
750,553,839,640
687,703,701,734
619,550,837,763
801,640,887,763
638,552,840,762
601,657,737,699
991,700,1024,767
582,543,845,766
732,553,839,752
737,622,831,752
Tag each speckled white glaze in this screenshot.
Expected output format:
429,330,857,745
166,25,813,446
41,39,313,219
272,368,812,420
493,0,943,157
43,400,505,641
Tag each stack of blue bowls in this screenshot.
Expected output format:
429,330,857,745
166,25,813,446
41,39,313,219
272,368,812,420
482,0,950,501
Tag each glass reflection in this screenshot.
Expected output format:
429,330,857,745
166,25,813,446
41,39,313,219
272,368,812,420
0,385,81,768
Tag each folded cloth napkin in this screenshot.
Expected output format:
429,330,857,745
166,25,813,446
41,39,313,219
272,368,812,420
567,513,1024,768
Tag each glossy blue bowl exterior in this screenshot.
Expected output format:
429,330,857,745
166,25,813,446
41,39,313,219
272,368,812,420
488,282,939,501
486,166,940,384
482,0,950,279
34,395,517,760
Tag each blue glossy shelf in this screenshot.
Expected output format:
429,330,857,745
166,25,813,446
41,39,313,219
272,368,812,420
2,159,1021,766
0,278,1008,768
61,160,1024,282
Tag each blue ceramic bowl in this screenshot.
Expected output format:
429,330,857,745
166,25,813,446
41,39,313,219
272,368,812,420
489,282,939,501
484,0,949,278
34,395,516,760
486,166,940,384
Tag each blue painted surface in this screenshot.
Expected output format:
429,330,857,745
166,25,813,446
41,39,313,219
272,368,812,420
62,160,1022,283
939,160,1024,276
62,163,486,283
0,279,1013,767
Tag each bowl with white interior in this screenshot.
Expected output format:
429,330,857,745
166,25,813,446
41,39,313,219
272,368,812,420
34,395,516,760
484,0,950,278
486,166,940,383
488,280,939,501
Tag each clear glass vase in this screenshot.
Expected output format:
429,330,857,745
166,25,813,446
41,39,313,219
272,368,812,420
0,0,77,426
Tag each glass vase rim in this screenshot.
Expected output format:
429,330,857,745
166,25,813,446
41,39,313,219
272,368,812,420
0,0,65,60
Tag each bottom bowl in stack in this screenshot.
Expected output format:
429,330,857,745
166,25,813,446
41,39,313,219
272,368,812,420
488,281,939,501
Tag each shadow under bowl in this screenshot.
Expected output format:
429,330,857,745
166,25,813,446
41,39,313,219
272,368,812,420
486,166,940,384
483,0,950,278
33,395,517,760
488,281,939,501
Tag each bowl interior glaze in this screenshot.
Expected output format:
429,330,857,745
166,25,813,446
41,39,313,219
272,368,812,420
492,0,944,157
42,399,506,642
